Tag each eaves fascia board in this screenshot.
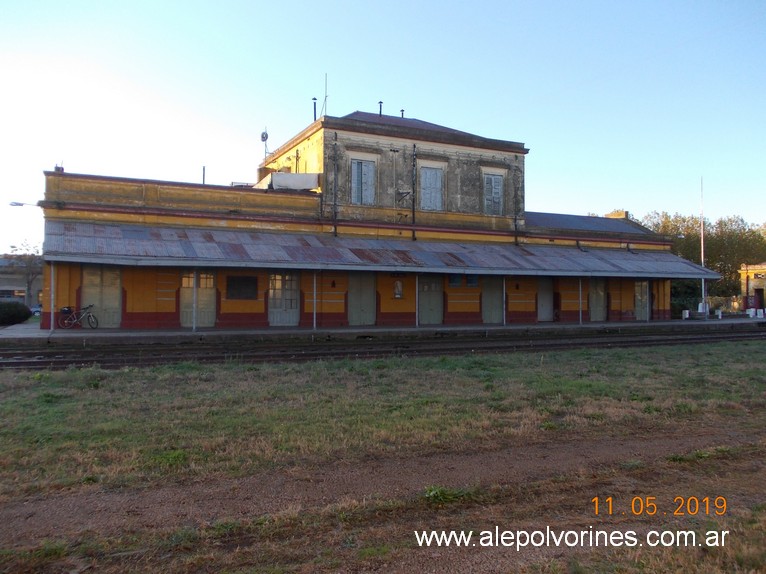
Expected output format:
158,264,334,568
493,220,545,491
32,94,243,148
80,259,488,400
42,252,720,280
44,170,240,192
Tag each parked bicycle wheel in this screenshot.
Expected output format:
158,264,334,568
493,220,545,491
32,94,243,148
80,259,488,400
58,314,77,329
87,313,98,329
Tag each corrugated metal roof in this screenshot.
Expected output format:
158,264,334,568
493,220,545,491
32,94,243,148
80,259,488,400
341,111,478,138
42,221,718,280
323,112,529,154
525,212,653,235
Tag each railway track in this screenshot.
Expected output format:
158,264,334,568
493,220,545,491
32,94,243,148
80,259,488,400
2,328,765,371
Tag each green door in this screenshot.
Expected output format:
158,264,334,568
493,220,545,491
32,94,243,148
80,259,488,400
348,272,376,326
82,265,121,328
268,272,300,326
482,276,503,324
635,280,650,321
418,275,443,325
537,277,554,322
589,278,607,322
180,271,216,328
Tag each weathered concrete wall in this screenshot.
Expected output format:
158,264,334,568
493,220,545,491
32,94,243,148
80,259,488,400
323,130,525,231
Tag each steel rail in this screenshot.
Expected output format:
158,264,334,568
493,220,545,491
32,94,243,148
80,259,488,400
1,329,764,371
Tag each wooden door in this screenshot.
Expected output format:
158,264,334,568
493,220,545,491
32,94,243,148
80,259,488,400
418,275,443,325
482,276,503,324
348,272,376,326
537,277,554,322
268,272,300,326
180,271,216,328
82,265,121,328
589,278,607,322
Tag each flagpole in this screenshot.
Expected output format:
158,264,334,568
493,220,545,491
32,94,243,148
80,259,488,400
700,176,707,320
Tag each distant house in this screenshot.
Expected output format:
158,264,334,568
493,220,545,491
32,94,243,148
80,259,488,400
0,256,43,307
39,111,717,330
738,263,766,310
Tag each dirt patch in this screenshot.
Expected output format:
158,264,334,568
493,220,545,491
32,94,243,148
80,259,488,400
0,421,756,548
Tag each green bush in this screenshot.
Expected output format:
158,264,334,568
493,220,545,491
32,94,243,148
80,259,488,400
0,301,32,325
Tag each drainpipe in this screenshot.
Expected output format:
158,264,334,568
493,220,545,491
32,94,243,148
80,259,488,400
411,144,417,241
578,278,583,325
192,269,198,333
333,133,338,236
49,262,55,335
415,274,419,327
312,271,317,330
502,276,507,326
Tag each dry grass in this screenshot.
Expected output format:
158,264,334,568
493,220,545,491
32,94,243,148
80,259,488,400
1,341,765,572
2,342,763,498
4,443,763,573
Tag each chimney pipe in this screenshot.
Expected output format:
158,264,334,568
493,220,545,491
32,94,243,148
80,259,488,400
312,97,317,121
401,109,404,118
378,101,383,116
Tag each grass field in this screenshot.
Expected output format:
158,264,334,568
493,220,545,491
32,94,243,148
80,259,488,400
1,341,765,573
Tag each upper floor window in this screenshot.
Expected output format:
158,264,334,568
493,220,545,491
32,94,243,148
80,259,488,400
484,174,504,215
351,159,376,205
420,167,443,211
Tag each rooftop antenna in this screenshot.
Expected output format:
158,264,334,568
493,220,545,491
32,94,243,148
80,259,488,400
319,73,328,117
261,128,269,158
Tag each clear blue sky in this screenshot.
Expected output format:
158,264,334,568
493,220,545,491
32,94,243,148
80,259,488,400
1,0,764,252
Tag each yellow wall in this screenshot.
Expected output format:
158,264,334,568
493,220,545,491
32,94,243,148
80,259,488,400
445,277,480,313
610,279,636,315
122,268,180,313
506,277,537,313
301,272,347,314
378,273,416,313
557,277,588,312
218,270,268,314
44,173,322,229
43,262,81,309
263,129,325,177
653,279,671,313
610,279,624,314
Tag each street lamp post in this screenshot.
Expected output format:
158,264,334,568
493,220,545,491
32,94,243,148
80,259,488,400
9,201,50,332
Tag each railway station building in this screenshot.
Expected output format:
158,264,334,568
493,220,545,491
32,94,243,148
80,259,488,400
39,111,717,330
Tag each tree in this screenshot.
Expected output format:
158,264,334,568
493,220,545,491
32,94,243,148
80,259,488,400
7,243,43,307
641,212,766,296
706,216,766,295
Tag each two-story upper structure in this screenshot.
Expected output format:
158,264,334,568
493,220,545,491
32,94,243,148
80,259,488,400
38,111,717,330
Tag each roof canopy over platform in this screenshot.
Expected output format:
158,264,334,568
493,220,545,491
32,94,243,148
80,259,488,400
44,221,718,280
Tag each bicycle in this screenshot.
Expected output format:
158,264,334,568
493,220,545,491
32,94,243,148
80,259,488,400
58,304,99,329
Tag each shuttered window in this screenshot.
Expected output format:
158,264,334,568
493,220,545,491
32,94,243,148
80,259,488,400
420,167,443,211
226,276,258,300
351,159,376,205
484,174,503,215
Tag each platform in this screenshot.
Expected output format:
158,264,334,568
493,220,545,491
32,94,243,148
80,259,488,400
2,316,764,349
